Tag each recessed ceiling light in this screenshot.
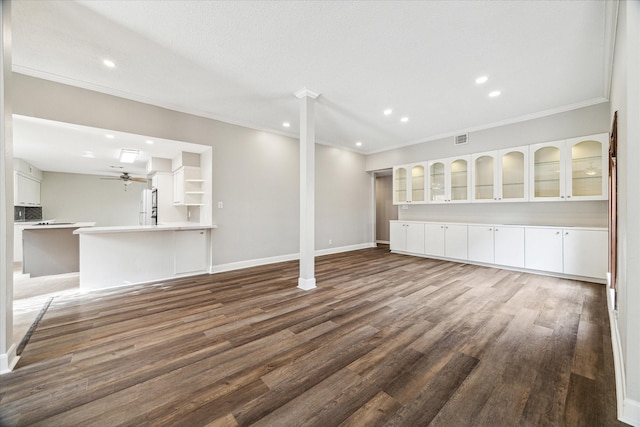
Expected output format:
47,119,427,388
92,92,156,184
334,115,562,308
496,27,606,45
383,109,393,116
103,59,116,68
356,141,363,147
146,139,154,144
489,90,501,97
105,134,115,139
283,122,290,128
82,151,95,158
119,149,139,163
400,117,409,123
475,76,488,84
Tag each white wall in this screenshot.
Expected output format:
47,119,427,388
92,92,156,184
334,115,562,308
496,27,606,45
40,172,147,226
13,74,373,267
609,0,640,424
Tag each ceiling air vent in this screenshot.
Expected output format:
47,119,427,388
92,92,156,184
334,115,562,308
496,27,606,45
454,133,469,145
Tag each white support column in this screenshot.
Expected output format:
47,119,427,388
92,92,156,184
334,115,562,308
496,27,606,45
0,0,17,373
295,88,319,290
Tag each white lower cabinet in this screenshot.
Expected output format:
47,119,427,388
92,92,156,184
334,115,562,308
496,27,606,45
391,221,605,282
524,227,607,279
562,229,607,279
175,229,208,274
390,222,425,254
494,226,525,268
524,228,563,273
468,225,495,264
424,223,467,260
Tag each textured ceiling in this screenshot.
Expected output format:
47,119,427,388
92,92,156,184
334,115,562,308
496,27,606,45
11,0,614,157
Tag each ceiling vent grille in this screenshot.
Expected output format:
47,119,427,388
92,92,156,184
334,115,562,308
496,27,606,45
454,134,469,145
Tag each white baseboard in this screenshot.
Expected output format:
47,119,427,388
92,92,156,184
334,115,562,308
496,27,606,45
210,243,375,274
297,277,316,290
0,343,19,375
607,287,640,426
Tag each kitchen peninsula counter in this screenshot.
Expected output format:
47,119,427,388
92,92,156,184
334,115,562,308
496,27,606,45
74,223,217,290
22,222,96,277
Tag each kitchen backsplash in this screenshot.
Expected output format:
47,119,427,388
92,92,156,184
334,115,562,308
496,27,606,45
14,206,43,222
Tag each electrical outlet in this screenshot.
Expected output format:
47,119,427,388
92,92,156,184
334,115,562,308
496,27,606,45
402,205,409,210
328,239,332,245
218,201,223,209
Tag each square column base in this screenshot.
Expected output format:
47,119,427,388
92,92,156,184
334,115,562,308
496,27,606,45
298,277,316,290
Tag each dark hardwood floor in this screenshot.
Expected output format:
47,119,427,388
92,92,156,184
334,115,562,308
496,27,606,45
0,247,625,426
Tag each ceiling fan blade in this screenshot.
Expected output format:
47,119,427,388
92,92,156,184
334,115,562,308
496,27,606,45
131,178,148,182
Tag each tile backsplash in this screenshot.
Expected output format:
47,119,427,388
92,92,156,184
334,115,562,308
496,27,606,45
14,206,43,222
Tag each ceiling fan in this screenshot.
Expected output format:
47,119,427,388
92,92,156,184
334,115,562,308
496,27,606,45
101,172,147,191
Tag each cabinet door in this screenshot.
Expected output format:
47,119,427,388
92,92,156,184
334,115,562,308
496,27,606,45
173,168,185,205
471,152,497,202
405,223,425,254
410,164,426,203
175,229,207,274
494,226,525,267
449,157,470,203
425,224,445,256
565,134,608,201
563,229,607,279
428,162,446,203
530,141,565,201
445,224,468,260
393,166,408,204
468,225,494,263
499,147,528,202
525,228,563,273
389,222,407,252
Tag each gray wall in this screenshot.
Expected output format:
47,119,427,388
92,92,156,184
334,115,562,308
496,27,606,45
13,74,373,266
610,0,640,414
375,175,396,242
367,103,610,228
41,172,147,226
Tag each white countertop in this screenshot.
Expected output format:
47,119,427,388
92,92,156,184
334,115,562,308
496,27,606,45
23,222,96,230
389,220,607,230
74,223,218,234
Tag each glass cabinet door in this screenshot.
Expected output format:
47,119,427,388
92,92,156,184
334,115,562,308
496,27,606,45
567,135,607,200
500,148,527,201
393,166,407,204
411,164,425,203
531,143,563,200
429,162,445,202
473,154,495,201
450,158,469,202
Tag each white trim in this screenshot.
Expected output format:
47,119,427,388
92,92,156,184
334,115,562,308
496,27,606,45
210,243,375,274
0,344,19,374
315,243,375,257
607,286,640,426
297,277,317,290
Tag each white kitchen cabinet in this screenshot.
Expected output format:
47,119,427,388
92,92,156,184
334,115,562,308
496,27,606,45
173,166,205,206
494,226,525,268
393,163,426,205
530,133,608,202
152,172,187,223
427,156,470,204
563,229,607,279
175,229,208,274
14,172,41,206
390,222,425,254
468,225,495,263
525,227,563,273
424,223,467,260
471,147,528,202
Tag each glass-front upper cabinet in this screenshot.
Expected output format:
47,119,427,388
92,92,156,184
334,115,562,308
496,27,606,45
393,163,426,205
530,133,608,201
471,147,528,202
427,156,470,203
565,134,608,200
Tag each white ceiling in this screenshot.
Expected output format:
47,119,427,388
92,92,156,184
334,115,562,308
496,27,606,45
11,0,615,159
13,115,209,178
